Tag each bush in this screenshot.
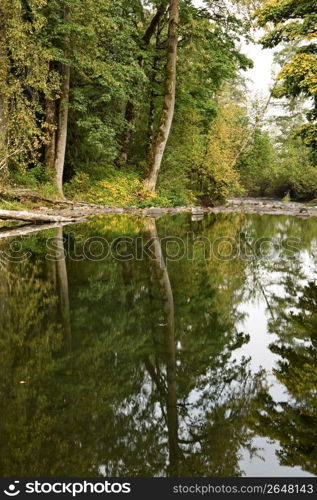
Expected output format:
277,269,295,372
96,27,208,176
65,168,142,206
9,167,41,188
239,131,317,201
65,165,197,207
272,163,317,201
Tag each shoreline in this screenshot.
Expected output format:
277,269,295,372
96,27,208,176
44,197,317,219
1,198,317,223
0,199,316,237
0,198,316,241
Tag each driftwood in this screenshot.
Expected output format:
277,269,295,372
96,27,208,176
0,222,74,240
0,209,80,223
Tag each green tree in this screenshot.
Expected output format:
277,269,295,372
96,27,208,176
257,0,317,157
238,129,277,196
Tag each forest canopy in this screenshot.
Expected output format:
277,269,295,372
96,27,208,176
0,0,316,206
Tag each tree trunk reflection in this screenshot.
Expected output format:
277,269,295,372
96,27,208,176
145,219,180,476
54,227,71,353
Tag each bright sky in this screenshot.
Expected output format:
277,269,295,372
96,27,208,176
244,43,274,96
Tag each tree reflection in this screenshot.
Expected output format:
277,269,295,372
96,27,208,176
0,242,63,476
1,214,314,476
142,219,262,477
144,219,180,476
54,227,72,352
252,281,317,475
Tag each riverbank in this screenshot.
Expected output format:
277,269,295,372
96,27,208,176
1,197,317,227
32,197,317,220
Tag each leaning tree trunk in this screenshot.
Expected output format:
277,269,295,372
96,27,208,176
54,7,70,199
144,0,179,192
146,79,157,159
146,26,162,158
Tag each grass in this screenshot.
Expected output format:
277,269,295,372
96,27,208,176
0,198,28,211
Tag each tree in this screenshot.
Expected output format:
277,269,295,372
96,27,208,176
238,129,277,196
121,1,168,163
145,0,180,192
53,5,71,198
0,5,8,178
257,0,317,157
196,98,247,203
0,0,255,205
0,0,56,179
143,2,253,203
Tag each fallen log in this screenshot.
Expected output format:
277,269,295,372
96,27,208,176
0,222,74,240
0,209,81,223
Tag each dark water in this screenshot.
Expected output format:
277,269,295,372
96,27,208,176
0,213,316,477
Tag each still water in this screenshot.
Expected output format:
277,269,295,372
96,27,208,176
0,213,316,477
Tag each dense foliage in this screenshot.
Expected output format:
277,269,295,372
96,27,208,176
258,0,317,154
0,0,316,204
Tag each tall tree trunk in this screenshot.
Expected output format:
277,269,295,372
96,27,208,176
0,96,7,179
45,98,57,172
121,101,135,163
145,0,179,192
120,2,167,163
146,28,161,159
54,7,70,199
0,22,8,179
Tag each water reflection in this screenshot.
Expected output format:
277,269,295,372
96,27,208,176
0,214,316,477
252,280,317,476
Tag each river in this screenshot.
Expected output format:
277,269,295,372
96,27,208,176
0,212,316,477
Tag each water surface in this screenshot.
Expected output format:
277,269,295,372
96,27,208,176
0,213,316,477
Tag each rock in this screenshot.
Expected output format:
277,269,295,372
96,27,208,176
168,209,179,216
145,207,164,217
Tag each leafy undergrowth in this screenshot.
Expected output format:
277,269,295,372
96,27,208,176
2,165,197,209
65,167,196,207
